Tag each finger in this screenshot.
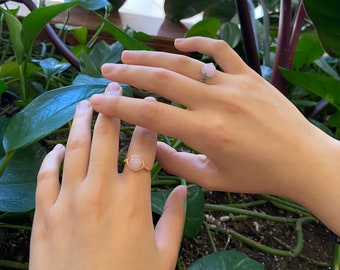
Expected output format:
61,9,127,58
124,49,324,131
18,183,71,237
123,120,157,187
62,100,93,188
87,83,122,182
155,185,187,269
101,63,210,108
90,95,194,143
36,144,65,212
121,50,222,84
156,142,220,191
174,37,249,74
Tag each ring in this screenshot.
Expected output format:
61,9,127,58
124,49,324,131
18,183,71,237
124,154,152,172
200,62,216,82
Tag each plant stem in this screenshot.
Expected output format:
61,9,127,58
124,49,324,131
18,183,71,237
22,0,80,70
0,150,15,177
204,203,298,223
333,244,340,270
235,0,261,74
204,221,217,253
0,260,28,270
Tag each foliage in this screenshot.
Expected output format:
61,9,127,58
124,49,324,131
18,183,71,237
0,0,340,269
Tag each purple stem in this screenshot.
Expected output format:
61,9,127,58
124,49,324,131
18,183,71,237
19,0,80,70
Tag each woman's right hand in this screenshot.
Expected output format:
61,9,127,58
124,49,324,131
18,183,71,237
91,37,340,235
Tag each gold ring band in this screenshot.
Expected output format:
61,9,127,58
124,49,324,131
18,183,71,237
124,154,151,172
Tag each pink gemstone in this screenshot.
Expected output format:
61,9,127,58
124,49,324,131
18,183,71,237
201,62,216,78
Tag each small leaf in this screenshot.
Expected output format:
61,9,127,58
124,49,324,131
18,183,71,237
293,32,324,69
188,250,264,270
281,69,340,110
39,58,71,78
79,41,123,77
220,22,241,48
0,143,46,212
0,80,7,95
151,185,204,238
0,117,9,158
186,18,220,38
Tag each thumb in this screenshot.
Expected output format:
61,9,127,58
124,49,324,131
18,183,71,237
155,185,187,269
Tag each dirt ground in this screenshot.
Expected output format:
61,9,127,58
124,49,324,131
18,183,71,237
0,192,334,270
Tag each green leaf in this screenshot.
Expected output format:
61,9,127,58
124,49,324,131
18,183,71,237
293,32,324,69
0,61,40,80
188,250,264,270
152,185,204,238
0,8,24,63
39,58,71,78
97,14,152,51
280,69,340,110
203,0,236,23
3,83,106,153
164,0,235,22
186,18,220,38
183,185,204,238
304,0,340,57
0,80,7,96
0,117,9,158
0,143,46,212
79,41,123,77
220,22,241,48
21,2,78,53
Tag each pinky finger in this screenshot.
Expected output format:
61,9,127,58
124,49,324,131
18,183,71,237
155,185,187,269
35,144,65,212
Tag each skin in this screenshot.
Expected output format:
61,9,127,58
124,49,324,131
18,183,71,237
29,83,187,270
89,37,340,236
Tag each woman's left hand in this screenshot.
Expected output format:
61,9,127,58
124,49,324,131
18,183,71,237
29,83,187,270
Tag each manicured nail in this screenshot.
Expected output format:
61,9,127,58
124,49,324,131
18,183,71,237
53,144,64,151
77,100,91,112
122,50,133,62
106,82,121,95
144,96,156,101
175,38,185,44
101,63,115,75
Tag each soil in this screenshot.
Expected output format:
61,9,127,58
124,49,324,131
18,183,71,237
0,192,334,270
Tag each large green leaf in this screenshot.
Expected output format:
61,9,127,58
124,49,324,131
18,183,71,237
164,0,235,22
98,15,152,51
281,69,340,110
0,8,24,63
188,250,264,270
304,0,340,57
152,185,204,238
0,143,46,212
21,2,78,53
3,82,106,153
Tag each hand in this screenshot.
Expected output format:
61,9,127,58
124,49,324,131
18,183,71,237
90,37,340,236
29,83,187,270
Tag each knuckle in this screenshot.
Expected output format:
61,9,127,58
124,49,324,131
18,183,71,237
213,39,232,53
176,55,192,68
66,137,88,152
152,68,171,85
139,101,160,123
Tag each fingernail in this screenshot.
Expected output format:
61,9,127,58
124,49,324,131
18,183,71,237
122,50,133,62
53,144,64,151
144,96,156,101
77,100,91,112
106,82,121,95
101,63,115,75
175,38,185,44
